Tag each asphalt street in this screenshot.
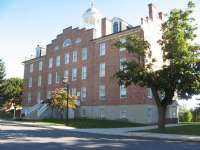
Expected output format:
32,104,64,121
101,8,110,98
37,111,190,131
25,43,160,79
0,121,200,150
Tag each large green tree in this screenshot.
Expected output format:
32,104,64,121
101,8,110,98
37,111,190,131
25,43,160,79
2,78,23,106
0,59,6,103
115,1,200,129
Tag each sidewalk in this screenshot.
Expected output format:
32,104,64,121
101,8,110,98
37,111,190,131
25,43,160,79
1,119,200,142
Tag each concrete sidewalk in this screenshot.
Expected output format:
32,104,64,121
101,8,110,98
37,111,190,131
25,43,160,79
1,119,200,142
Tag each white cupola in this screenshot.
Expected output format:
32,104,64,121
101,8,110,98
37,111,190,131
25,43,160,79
82,0,103,38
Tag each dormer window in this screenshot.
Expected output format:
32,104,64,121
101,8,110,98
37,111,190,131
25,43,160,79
63,39,72,47
75,38,81,44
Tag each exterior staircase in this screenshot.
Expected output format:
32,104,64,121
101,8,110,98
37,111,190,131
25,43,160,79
24,103,49,119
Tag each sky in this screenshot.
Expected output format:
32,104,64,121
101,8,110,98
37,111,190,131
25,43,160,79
0,0,200,78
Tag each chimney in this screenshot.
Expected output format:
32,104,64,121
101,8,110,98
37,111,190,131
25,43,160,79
148,3,157,20
158,12,163,20
101,18,107,36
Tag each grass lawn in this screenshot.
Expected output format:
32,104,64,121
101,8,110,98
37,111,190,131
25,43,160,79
144,122,200,136
18,118,144,128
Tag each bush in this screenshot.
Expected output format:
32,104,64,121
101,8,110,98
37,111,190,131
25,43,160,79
180,111,193,122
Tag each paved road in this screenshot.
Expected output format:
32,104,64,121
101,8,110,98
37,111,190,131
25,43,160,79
0,121,200,150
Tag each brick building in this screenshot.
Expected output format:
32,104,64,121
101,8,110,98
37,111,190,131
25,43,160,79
22,3,178,124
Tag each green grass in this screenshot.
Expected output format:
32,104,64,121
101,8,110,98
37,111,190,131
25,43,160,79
18,118,144,128
145,123,200,136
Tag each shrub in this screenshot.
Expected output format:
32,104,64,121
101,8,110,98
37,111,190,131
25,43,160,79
181,111,193,122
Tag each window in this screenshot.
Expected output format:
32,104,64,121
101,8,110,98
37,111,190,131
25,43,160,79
72,68,77,81
48,73,52,85
64,70,69,79
39,61,43,71
147,88,153,98
28,93,31,104
99,108,105,118
120,110,127,119
120,58,126,70
54,46,59,51
82,48,88,60
120,85,127,98
55,72,60,84
99,43,106,56
63,39,71,47
56,56,60,67
81,87,87,101
48,58,53,68
72,51,77,62
47,91,51,99
72,88,76,96
30,64,33,73
64,53,70,64
81,66,87,80
120,38,126,51
37,92,41,104
99,85,105,100
38,75,42,87
113,22,119,33
75,38,81,44
28,77,32,88
99,63,105,77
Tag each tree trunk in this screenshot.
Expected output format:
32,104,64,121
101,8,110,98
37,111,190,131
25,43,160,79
151,86,167,129
158,106,167,129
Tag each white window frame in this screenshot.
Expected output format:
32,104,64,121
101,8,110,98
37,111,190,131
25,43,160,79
64,70,69,79
38,75,42,87
147,88,153,98
72,88,76,96
120,58,126,70
99,63,105,77
64,53,70,64
48,58,53,69
28,77,32,88
120,110,127,119
99,43,106,56
48,73,52,85
120,38,126,51
39,61,43,71
72,68,77,81
81,87,87,101
55,72,60,84
81,66,87,80
82,48,88,60
120,85,127,98
56,56,61,67
72,50,77,62
63,39,71,47
47,91,51,99
99,85,106,100
30,64,33,73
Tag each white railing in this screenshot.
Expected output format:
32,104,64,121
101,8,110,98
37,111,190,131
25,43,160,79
27,103,41,116
37,104,48,117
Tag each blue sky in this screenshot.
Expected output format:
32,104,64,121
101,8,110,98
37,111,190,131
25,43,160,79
0,0,199,78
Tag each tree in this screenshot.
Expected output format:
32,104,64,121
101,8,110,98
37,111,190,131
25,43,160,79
49,88,77,119
2,78,23,106
0,59,6,104
114,1,200,129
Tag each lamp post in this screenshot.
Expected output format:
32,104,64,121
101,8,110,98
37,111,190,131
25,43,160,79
63,77,69,125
